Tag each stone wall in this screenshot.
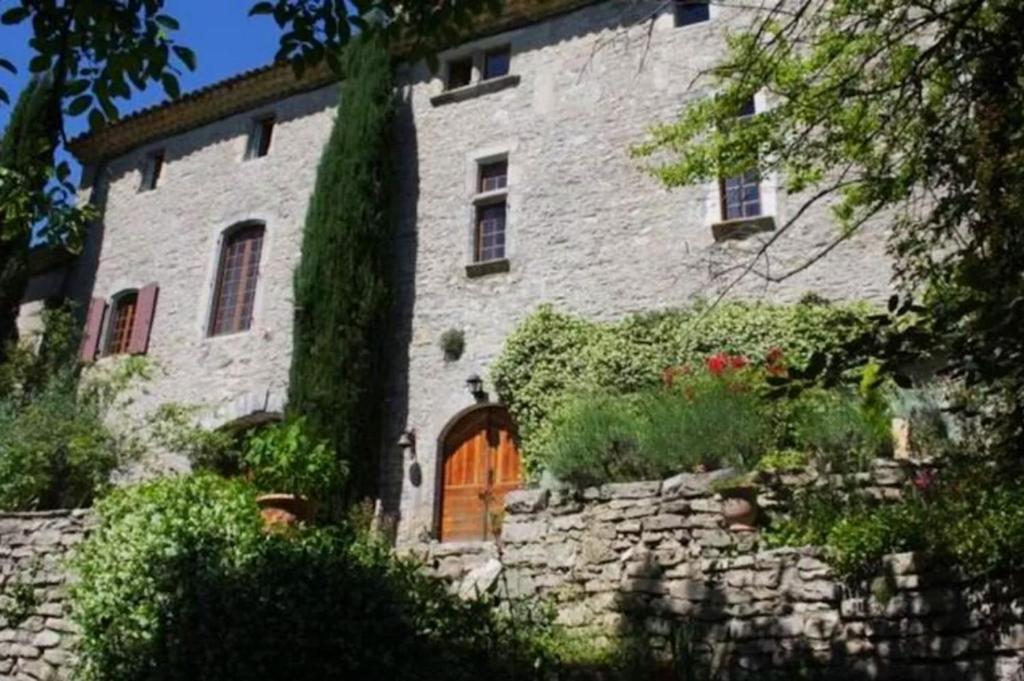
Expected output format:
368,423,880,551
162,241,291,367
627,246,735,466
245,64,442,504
0,511,91,681
420,463,1024,680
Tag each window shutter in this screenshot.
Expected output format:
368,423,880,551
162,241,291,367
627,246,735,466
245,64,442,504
79,297,107,363
128,283,159,355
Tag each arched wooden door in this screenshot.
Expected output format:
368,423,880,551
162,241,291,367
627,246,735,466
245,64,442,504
439,406,522,542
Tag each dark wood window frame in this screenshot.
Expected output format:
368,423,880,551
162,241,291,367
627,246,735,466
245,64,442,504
472,157,510,266
209,223,265,337
105,291,138,356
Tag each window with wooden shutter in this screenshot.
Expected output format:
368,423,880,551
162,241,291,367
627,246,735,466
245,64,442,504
79,298,108,363
209,224,264,336
127,283,159,355
105,292,138,356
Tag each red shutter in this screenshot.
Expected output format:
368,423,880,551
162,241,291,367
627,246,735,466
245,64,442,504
79,297,107,363
128,283,159,355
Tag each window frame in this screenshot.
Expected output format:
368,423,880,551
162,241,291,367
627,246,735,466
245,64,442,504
104,290,139,356
208,222,265,338
674,0,711,27
471,156,510,265
246,115,276,159
483,46,511,81
446,56,474,90
719,170,763,221
139,150,165,192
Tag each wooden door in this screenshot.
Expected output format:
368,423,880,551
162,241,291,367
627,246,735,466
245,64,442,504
440,407,522,542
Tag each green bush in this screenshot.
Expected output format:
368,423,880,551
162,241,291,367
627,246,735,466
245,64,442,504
70,474,563,681
493,300,875,474
240,417,347,500
0,308,145,510
789,388,892,472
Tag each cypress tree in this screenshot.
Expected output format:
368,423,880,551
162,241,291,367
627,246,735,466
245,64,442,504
288,34,394,501
0,76,60,361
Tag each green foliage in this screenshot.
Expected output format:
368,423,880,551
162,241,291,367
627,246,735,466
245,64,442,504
240,417,346,500
756,448,810,471
493,301,875,474
70,473,564,681
0,307,145,510
767,457,1024,578
147,403,241,475
0,77,60,360
789,387,892,472
0,562,40,625
439,327,465,361
288,34,394,501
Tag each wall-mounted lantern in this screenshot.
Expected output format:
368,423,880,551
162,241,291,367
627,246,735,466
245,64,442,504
465,373,486,401
398,429,416,459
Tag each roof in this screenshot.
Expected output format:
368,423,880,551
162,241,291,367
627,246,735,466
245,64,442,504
68,0,599,163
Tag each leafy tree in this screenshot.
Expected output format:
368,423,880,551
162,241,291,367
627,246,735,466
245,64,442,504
288,34,394,502
632,0,1024,455
0,76,59,360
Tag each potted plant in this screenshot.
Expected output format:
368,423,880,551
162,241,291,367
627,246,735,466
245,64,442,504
241,417,346,527
711,471,760,532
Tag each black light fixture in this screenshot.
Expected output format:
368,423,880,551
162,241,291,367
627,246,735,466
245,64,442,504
465,373,486,400
398,429,416,459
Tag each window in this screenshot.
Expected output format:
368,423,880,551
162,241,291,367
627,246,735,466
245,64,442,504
105,292,138,355
483,46,511,80
479,160,508,192
674,1,710,26
720,170,762,220
246,116,275,159
476,203,506,262
473,159,509,265
140,150,164,191
209,224,264,336
447,57,473,90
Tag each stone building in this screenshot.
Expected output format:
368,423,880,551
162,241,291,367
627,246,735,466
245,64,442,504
57,0,892,544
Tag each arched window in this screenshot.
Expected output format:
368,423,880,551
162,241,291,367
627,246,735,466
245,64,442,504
209,223,264,337
105,290,138,355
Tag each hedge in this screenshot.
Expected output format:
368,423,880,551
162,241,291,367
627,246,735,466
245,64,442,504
491,299,876,475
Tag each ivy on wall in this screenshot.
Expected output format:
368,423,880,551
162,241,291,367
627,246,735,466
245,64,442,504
287,34,394,502
491,299,877,475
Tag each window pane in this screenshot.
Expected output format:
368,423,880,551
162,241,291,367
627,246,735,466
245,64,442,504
210,226,264,336
721,172,762,221
248,117,275,159
479,160,508,192
484,47,510,80
476,203,506,262
447,58,473,89
141,151,164,191
107,294,138,355
675,1,710,27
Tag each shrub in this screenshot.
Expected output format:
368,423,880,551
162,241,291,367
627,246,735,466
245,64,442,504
71,474,563,681
0,309,145,510
240,417,347,500
493,300,875,473
789,388,892,472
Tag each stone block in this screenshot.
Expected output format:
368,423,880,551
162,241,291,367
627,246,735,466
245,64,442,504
501,520,548,544
504,489,549,514
643,514,684,532
662,469,736,499
601,481,661,500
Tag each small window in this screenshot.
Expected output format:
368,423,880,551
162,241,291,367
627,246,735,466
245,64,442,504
483,46,511,80
209,224,265,337
105,292,138,355
475,203,506,263
721,170,762,221
246,116,275,159
479,160,508,193
447,57,473,90
674,1,710,26
140,150,164,191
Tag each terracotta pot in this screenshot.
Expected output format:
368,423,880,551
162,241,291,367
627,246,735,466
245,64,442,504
720,487,759,532
256,494,315,529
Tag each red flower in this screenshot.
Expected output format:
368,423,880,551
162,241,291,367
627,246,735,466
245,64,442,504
730,355,749,370
912,469,937,492
766,347,784,364
706,353,729,375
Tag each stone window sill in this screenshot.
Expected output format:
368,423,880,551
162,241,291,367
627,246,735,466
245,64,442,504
711,215,776,242
431,74,520,107
465,258,510,278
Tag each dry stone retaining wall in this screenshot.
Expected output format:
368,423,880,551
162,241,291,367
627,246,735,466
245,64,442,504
422,462,1024,680
0,511,92,681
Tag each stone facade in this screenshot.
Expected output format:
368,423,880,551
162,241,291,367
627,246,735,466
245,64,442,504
68,1,894,533
0,511,92,681
418,465,1024,680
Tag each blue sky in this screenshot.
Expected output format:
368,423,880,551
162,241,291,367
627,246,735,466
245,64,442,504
0,1,283,148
